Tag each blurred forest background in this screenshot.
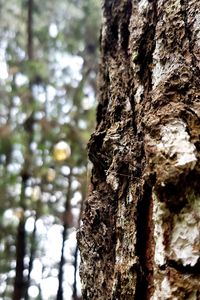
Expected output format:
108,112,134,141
0,0,100,299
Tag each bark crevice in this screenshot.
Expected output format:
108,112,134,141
181,0,200,77
134,181,155,300
136,0,158,92
167,259,200,274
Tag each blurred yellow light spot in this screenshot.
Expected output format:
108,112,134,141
53,141,71,161
14,208,24,220
47,168,56,182
32,186,41,201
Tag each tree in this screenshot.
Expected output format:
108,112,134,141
0,0,100,298
13,1,34,298
78,1,200,299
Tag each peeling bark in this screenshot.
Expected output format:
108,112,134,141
78,1,200,299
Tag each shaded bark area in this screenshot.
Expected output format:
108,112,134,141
78,0,200,299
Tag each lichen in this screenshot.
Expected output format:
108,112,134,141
134,84,144,104
169,194,200,266
157,120,197,168
152,60,165,88
106,172,119,191
138,0,149,13
152,192,168,266
151,277,172,300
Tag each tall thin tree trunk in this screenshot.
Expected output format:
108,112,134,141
27,0,33,61
72,244,79,300
13,178,27,300
78,1,200,299
24,217,37,300
13,0,34,299
13,222,25,300
56,171,73,300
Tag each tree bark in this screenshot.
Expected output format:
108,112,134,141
78,1,200,299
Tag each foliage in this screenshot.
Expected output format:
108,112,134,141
0,0,100,298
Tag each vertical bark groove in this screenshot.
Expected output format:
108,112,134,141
181,0,200,78
135,184,155,300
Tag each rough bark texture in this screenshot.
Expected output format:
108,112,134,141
78,1,200,299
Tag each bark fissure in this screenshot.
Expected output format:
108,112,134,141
133,2,158,299
137,6,157,92
181,0,200,77
166,259,200,274
135,184,155,300
119,0,132,55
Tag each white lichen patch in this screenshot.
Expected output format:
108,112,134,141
104,122,120,143
165,0,181,14
152,59,185,89
152,37,169,89
138,0,149,13
151,277,172,300
152,34,190,89
157,120,197,168
194,13,200,39
125,97,131,112
128,188,133,203
101,15,107,42
106,172,119,191
134,84,144,104
152,60,165,88
153,192,168,266
170,196,200,266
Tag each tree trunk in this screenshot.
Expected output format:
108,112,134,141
13,205,26,300
78,1,200,299
24,217,37,300
13,0,34,299
56,171,73,300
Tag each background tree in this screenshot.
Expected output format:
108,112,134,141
0,0,100,299
78,0,200,299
